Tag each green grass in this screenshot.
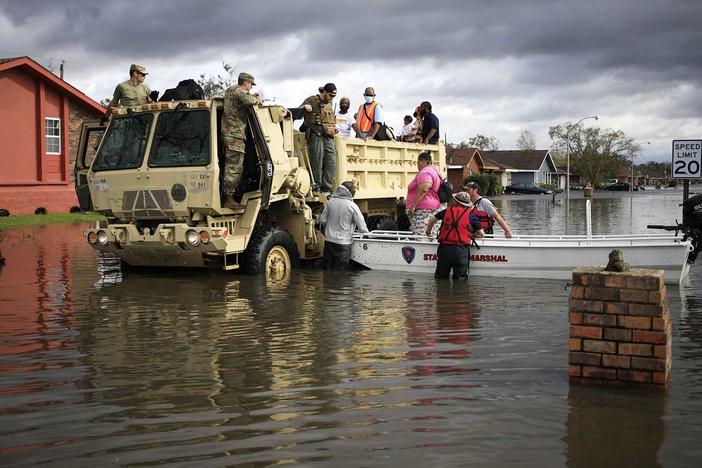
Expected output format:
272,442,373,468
0,212,105,231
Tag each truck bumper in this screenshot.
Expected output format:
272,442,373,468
85,223,234,268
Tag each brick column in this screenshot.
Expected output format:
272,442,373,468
569,267,672,386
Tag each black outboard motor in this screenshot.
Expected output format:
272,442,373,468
648,192,702,264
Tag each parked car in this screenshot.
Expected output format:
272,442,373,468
603,181,638,191
504,182,553,194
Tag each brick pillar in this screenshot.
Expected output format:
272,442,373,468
569,267,672,386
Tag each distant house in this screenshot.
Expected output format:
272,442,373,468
0,56,105,215
481,150,558,186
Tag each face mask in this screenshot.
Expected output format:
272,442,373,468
340,105,349,112
364,96,374,104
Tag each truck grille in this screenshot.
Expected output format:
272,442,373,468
122,190,175,218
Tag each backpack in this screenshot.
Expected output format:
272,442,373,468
159,79,205,101
431,166,453,203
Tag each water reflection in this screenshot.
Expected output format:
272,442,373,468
1,191,702,465
565,387,666,468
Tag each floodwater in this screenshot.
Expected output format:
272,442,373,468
1,189,701,467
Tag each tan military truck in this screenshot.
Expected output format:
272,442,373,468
74,99,445,276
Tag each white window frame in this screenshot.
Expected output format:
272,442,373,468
45,117,61,155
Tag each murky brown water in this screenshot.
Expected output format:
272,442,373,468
1,190,701,466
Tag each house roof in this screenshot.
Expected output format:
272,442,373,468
0,56,105,114
481,150,554,171
447,147,501,171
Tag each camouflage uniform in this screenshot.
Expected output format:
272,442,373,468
221,84,261,195
301,94,337,191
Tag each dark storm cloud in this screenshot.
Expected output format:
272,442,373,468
3,0,701,83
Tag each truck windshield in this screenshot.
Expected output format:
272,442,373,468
148,109,210,167
91,114,153,171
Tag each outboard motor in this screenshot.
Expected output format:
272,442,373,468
648,192,702,264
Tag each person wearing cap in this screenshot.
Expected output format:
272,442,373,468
463,181,513,238
425,192,485,279
107,64,152,113
335,97,355,138
300,83,338,192
220,72,261,209
352,86,385,140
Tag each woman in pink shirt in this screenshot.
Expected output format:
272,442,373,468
406,151,442,235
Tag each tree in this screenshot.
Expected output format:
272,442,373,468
516,130,536,150
197,62,235,99
468,134,499,151
548,122,642,187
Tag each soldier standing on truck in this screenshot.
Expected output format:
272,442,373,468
301,83,338,193
221,72,261,209
106,64,152,115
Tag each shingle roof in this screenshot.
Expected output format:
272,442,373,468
447,148,479,166
481,150,552,171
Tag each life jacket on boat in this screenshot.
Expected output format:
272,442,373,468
437,205,476,245
356,101,379,133
473,197,495,234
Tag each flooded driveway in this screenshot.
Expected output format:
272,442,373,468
1,191,701,466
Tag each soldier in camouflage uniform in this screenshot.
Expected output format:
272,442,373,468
300,83,338,192
221,72,261,209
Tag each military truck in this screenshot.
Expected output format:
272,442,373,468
74,99,445,276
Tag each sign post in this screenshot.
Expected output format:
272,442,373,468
672,140,702,201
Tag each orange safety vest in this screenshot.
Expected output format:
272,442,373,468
356,101,379,133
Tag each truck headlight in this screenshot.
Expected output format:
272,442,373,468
97,230,108,245
185,229,201,247
87,231,98,244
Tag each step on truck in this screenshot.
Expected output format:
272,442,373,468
74,98,445,277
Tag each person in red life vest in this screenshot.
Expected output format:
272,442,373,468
425,192,485,279
462,181,513,238
352,86,385,140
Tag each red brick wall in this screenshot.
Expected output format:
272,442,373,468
68,101,102,183
569,267,672,386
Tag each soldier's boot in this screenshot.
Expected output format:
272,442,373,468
223,195,244,211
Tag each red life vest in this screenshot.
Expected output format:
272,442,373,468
356,101,379,133
437,205,476,245
473,197,495,234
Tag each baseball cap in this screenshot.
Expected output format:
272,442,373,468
238,72,256,85
129,64,148,75
319,83,337,96
462,181,481,192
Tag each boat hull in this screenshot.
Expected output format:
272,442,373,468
351,233,692,284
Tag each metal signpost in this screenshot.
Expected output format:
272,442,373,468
672,140,702,201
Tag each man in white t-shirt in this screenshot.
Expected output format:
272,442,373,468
463,181,513,238
335,97,355,137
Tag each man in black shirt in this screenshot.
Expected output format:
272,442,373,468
419,101,440,144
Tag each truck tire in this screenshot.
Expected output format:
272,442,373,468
242,224,300,276
367,215,398,232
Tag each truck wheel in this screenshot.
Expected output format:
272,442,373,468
367,215,398,231
242,224,300,277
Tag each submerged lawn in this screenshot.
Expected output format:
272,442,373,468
0,213,105,232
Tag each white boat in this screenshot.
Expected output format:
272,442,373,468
351,231,693,284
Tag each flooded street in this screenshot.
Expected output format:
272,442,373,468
1,189,701,466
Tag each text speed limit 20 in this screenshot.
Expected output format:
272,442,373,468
672,140,702,179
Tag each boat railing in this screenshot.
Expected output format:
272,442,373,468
355,231,688,248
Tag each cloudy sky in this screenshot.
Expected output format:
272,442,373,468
2,0,701,162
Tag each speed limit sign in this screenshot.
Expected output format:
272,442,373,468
672,140,702,179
